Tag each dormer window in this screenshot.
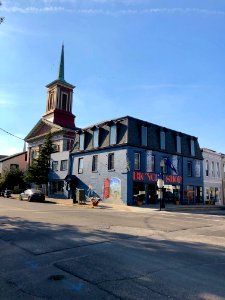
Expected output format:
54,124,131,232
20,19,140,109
110,124,117,145
141,126,147,146
176,135,181,153
79,133,85,151
190,139,195,156
160,131,165,150
93,127,99,148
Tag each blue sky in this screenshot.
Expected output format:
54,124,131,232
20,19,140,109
0,0,225,155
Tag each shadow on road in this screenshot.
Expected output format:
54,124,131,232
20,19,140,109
0,215,225,299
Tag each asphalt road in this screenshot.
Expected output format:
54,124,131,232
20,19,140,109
0,197,225,299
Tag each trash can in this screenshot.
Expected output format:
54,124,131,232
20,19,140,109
76,189,85,204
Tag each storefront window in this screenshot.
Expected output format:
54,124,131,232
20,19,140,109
187,185,194,204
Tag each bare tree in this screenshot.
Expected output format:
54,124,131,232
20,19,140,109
0,2,5,25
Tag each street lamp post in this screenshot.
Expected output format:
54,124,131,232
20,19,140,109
157,160,165,211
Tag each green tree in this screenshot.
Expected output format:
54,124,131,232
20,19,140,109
24,133,54,190
0,168,25,191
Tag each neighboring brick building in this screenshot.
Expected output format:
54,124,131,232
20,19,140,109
0,152,27,177
25,45,78,198
68,116,204,206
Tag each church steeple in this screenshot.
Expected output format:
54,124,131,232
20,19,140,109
58,44,64,81
43,45,76,129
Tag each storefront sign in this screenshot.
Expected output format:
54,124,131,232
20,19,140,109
133,171,182,185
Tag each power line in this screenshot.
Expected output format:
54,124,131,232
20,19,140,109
0,127,24,141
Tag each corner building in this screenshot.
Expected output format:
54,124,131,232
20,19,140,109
69,116,204,206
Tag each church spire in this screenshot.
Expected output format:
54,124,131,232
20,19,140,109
58,44,64,81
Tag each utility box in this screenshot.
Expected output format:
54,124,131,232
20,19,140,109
76,189,85,204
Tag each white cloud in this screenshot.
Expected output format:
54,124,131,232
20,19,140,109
2,3,225,17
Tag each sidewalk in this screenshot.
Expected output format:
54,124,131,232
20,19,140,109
46,197,225,213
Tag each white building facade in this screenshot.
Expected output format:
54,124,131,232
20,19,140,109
202,148,223,205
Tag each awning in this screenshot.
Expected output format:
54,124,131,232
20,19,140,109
64,175,77,182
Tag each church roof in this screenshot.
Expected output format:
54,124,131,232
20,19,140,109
24,118,76,142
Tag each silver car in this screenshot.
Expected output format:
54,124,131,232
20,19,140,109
20,189,45,202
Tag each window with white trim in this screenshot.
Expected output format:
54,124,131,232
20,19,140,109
187,161,192,177
60,160,68,171
92,155,98,172
78,157,84,174
108,153,115,170
216,162,220,178
52,161,59,171
134,152,141,170
205,160,209,176
211,161,215,177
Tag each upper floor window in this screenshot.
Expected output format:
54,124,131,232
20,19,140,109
78,157,84,174
79,133,85,151
190,139,195,156
61,93,68,111
160,131,165,150
195,160,201,177
110,124,117,145
52,161,58,171
162,158,168,174
146,151,155,172
205,160,209,176
93,128,99,148
60,160,68,171
108,153,115,170
141,126,147,146
211,161,215,177
92,155,98,172
52,144,60,152
31,149,39,159
176,135,181,153
216,162,220,178
63,139,74,151
134,152,141,170
187,161,192,176
223,163,225,173
172,156,179,174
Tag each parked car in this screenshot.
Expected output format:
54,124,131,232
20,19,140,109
19,189,45,202
0,190,12,198
0,189,12,198
4,190,12,198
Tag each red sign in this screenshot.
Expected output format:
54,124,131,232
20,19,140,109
133,172,182,185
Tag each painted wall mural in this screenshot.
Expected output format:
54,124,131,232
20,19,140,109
103,177,121,200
